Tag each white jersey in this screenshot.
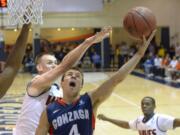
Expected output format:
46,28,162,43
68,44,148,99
129,114,175,135
14,84,63,135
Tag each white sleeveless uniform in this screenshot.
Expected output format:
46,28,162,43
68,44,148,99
14,84,63,135
129,113,175,135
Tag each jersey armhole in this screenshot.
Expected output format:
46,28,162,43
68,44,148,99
135,119,138,129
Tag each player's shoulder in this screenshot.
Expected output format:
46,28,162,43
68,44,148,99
80,92,91,101
48,99,59,107
156,113,170,117
136,115,144,120
156,113,175,120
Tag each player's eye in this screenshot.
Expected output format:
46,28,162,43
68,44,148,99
76,74,80,78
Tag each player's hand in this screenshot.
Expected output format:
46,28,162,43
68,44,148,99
85,26,112,44
97,114,107,121
137,29,157,56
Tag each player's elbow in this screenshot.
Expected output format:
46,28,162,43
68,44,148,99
120,122,130,129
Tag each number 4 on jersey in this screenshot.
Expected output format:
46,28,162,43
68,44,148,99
69,124,80,135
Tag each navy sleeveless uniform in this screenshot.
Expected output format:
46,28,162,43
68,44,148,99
47,93,95,135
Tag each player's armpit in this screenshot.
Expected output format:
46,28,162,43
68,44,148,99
173,118,180,128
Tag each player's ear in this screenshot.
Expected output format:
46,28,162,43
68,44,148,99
36,64,42,72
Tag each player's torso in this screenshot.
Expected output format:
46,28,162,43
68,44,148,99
15,90,50,135
137,114,166,135
15,84,60,135
48,93,94,135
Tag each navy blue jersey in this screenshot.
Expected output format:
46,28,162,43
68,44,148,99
47,93,95,135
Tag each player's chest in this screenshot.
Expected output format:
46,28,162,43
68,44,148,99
137,119,156,130
136,118,164,135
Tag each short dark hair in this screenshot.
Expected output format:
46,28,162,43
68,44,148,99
142,96,156,105
61,67,84,85
35,52,55,65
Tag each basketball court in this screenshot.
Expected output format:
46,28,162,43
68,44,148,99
0,72,180,134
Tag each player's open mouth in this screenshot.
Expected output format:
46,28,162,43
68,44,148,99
69,82,76,87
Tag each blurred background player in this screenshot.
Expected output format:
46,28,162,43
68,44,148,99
98,96,180,135
35,31,156,135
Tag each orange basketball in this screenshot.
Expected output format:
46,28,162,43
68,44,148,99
123,7,156,40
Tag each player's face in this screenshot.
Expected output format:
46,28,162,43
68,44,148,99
61,69,83,98
141,98,155,116
37,54,57,73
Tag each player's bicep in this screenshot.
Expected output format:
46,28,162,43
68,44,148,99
36,110,49,135
89,78,116,106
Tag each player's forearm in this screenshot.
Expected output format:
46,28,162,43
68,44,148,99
59,26,111,69
60,39,93,68
31,39,93,90
0,68,17,98
0,24,31,98
112,52,143,85
45,39,93,81
92,52,143,103
103,117,130,129
5,24,31,70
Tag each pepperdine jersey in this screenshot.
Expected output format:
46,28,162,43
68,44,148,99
47,93,95,135
129,113,175,135
14,83,62,135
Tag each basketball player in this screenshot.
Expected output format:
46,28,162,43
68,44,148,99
0,23,31,99
35,30,156,135
14,26,112,135
98,96,180,135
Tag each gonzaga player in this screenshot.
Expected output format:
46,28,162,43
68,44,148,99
36,31,156,135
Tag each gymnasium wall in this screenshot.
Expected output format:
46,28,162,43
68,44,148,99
1,0,179,44
111,27,162,46
1,28,94,45
41,28,94,42
1,30,33,45
42,0,179,41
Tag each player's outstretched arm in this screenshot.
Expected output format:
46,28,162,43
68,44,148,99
0,24,31,98
29,27,112,96
98,114,130,129
35,110,49,135
89,30,156,109
174,118,180,128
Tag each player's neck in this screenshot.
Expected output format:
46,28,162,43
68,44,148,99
62,95,80,104
143,113,155,123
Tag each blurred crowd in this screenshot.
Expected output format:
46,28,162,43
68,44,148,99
1,38,179,83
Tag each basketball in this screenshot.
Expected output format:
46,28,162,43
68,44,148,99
123,7,156,39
